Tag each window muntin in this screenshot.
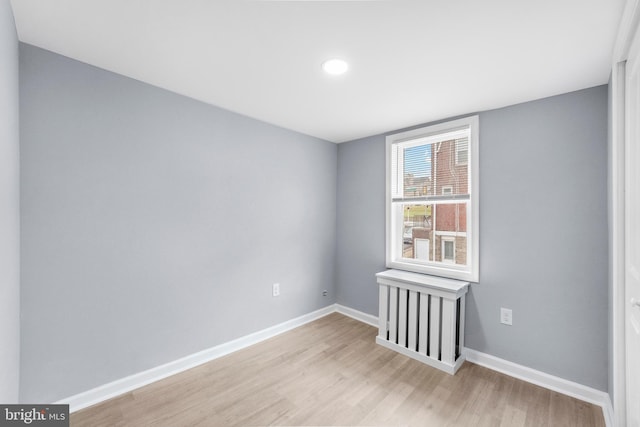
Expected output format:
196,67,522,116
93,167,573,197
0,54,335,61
386,116,478,281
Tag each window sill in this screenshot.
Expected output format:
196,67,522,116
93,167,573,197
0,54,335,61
386,260,478,283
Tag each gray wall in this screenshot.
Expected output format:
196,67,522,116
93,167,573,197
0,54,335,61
0,0,20,404
20,43,337,403
335,136,385,314
337,86,609,391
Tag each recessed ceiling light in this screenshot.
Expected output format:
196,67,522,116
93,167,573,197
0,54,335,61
322,59,349,75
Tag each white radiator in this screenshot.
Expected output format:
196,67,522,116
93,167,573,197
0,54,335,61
376,269,469,375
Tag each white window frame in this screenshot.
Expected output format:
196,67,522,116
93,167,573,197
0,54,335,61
385,115,479,282
441,186,453,195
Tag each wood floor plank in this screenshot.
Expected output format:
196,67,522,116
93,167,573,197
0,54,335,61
500,404,527,427
70,313,605,427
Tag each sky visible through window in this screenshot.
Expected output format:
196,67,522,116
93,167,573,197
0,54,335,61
404,144,431,177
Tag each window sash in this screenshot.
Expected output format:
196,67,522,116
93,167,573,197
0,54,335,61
391,135,471,200
391,200,470,270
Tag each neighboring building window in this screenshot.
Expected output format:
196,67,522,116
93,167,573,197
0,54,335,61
455,137,468,165
385,116,479,282
441,237,455,263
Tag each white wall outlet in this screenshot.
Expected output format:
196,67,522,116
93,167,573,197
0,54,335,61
272,283,280,297
322,290,328,297
500,307,513,325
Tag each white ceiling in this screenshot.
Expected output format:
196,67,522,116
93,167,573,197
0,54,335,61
10,0,625,143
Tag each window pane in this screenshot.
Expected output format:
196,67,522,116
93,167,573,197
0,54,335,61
401,203,432,260
397,136,470,199
434,203,467,266
403,144,432,197
399,202,468,266
435,202,467,233
434,139,468,196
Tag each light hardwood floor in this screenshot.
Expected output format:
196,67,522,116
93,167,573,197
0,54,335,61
71,313,605,426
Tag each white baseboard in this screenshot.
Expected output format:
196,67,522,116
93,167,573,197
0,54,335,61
335,304,378,327
602,394,614,427
57,304,336,413
464,348,613,427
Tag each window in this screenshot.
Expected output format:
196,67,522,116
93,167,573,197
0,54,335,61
441,237,455,264
455,137,468,165
385,116,479,282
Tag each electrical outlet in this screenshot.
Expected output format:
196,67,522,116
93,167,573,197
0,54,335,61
272,283,280,297
322,290,328,297
500,307,512,325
